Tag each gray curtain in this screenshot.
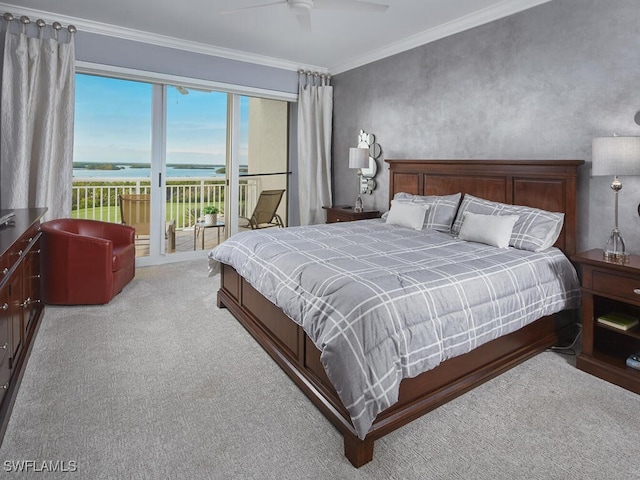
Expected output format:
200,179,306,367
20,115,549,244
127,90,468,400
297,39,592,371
0,17,75,219
297,72,332,225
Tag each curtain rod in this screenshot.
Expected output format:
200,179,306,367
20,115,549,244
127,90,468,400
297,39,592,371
298,69,331,81
2,12,77,34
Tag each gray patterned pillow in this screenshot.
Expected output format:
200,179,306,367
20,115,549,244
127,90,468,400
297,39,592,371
451,194,564,252
383,192,462,232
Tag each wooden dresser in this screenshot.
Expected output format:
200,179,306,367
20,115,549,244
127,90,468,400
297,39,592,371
0,208,46,443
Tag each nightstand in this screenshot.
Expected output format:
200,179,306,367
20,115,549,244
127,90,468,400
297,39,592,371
322,205,380,224
571,249,640,394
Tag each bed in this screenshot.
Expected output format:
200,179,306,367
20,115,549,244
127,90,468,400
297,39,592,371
210,159,584,466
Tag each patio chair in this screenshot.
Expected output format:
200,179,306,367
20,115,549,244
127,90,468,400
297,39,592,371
119,193,150,237
119,193,176,250
239,189,285,230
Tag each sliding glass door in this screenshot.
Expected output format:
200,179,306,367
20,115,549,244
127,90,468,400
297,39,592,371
73,72,290,264
165,86,227,255
230,96,289,236
73,74,154,257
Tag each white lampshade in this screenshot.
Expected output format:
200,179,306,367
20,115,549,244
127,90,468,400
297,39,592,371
592,136,640,176
349,147,369,169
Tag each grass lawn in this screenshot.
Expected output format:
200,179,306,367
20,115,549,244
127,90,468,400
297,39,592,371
71,202,224,228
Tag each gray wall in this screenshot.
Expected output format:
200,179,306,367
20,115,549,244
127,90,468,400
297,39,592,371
76,32,298,95
332,0,640,254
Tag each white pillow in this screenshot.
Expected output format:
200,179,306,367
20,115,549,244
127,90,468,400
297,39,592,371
458,212,519,248
385,200,429,230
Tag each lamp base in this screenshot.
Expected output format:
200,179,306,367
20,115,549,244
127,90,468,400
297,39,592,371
354,196,363,213
603,228,629,263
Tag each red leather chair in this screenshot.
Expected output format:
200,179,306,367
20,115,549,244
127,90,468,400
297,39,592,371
41,218,135,305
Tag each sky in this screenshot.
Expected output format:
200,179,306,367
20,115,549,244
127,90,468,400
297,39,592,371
73,73,248,167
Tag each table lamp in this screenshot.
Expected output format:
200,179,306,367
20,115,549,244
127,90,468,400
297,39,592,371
592,135,640,261
349,147,369,212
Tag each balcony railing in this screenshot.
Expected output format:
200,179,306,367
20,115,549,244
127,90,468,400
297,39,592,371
72,177,258,230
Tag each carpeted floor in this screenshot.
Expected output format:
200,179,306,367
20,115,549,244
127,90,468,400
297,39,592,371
1,260,639,479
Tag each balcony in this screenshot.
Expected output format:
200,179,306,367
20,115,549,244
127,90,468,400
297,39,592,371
72,177,259,255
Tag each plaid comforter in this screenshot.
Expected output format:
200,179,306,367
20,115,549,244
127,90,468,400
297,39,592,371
208,219,581,439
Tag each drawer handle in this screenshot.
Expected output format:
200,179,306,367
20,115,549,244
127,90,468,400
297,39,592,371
634,289,640,295
20,297,30,308
0,343,6,350
1,268,7,275
1,382,7,390
1,303,7,311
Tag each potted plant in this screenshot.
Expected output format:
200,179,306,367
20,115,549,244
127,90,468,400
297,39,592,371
202,205,219,226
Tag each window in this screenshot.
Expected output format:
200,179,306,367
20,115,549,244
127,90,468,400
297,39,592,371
72,71,289,263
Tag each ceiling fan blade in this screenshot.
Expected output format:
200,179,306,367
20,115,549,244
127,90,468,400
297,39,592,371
296,12,312,32
314,0,388,13
219,0,286,15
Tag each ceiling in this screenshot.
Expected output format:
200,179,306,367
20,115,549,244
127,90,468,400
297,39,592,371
2,0,551,73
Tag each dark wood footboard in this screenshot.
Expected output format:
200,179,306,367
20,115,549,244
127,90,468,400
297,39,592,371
217,263,566,467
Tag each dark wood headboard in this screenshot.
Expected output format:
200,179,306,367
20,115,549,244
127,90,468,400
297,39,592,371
385,159,584,255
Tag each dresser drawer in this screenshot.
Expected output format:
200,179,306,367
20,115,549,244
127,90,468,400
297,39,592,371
592,270,640,304
0,317,8,370
327,211,351,223
0,355,10,405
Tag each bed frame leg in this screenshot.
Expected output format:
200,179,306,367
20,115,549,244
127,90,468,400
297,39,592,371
216,294,226,309
344,435,374,467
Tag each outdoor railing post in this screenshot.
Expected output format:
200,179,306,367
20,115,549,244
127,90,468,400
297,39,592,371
200,179,205,217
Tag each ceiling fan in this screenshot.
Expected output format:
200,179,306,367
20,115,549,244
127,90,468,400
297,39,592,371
220,0,389,31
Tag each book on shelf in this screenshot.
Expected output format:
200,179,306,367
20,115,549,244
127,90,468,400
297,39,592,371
626,356,640,371
596,311,639,331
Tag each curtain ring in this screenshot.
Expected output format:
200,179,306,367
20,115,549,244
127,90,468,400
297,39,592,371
36,18,45,39
20,15,29,34
3,12,14,22
52,21,61,40
68,25,77,34
297,69,307,88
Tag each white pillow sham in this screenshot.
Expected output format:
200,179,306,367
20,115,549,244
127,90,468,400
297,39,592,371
385,200,429,230
458,212,519,249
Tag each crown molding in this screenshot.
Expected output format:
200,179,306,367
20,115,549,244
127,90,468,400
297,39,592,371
329,0,553,75
0,2,325,73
